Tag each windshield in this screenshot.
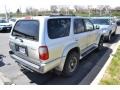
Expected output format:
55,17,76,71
91,19,110,25
12,20,39,41
10,19,16,22
0,19,7,23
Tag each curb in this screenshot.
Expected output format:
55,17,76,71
79,39,120,85
91,40,120,85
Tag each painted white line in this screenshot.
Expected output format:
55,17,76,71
91,40,120,85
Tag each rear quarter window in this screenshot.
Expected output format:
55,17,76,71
47,18,71,39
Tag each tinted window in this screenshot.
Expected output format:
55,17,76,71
48,18,71,39
0,19,7,23
91,19,110,25
12,20,39,41
10,19,16,22
84,19,94,31
74,19,85,34
110,19,116,24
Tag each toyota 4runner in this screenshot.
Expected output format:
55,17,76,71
9,15,104,77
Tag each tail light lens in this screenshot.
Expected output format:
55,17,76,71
39,46,49,61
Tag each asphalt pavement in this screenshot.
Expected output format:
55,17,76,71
0,27,120,85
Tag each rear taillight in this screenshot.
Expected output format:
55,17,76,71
39,46,49,61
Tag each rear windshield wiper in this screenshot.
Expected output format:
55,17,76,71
12,29,37,40
24,34,37,40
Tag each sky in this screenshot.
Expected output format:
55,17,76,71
0,0,120,13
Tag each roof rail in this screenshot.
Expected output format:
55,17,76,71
50,13,75,17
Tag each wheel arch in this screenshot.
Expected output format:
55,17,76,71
56,43,80,71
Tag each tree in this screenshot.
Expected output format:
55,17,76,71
16,8,22,15
114,7,120,11
59,6,69,14
51,5,58,13
9,12,13,18
26,7,39,16
74,5,84,13
26,7,32,15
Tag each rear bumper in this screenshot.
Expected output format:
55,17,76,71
0,26,12,31
9,51,60,74
3,27,12,30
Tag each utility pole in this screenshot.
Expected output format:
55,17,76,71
88,5,92,17
5,5,8,21
99,8,102,16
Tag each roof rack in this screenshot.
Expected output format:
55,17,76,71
50,13,75,17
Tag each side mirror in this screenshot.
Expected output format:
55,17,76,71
95,25,100,29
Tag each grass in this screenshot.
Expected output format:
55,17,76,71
100,46,120,85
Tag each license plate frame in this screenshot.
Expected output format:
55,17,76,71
15,45,28,56
19,46,26,54
7,28,10,30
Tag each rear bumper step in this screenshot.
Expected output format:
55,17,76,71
9,51,60,74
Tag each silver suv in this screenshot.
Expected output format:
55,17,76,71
91,17,117,41
9,15,104,76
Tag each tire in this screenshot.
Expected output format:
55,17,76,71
106,32,111,42
97,36,104,51
62,52,79,77
112,29,117,36
113,27,117,36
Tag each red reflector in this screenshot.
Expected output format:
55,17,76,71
39,46,49,60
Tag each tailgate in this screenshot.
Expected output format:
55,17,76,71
10,37,40,64
9,20,41,65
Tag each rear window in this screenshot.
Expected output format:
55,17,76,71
12,20,39,41
48,18,71,39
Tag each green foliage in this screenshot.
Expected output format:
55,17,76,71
112,11,120,16
100,47,120,85
0,10,120,18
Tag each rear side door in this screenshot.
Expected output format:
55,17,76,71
73,18,89,53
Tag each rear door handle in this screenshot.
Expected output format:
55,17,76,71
19,39,23,43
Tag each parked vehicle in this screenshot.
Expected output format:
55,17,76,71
9,18,17,27
9,15,104,77
90,17,117,41
0,19,12,32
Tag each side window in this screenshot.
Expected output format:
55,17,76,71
111,19,116,24
48,18,71,39
84,19,94,31
74,19,85,34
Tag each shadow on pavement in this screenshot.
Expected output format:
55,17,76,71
0,30,11,33
0,55,6,67
0,61,5,67
108,34,120,44
22,69,54,85
22,46,112,85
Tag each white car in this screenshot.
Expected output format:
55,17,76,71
9,18,17,27
91,17,117,41
0,19,12,32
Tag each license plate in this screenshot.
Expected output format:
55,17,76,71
19,47,26,54
7,28,10,29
